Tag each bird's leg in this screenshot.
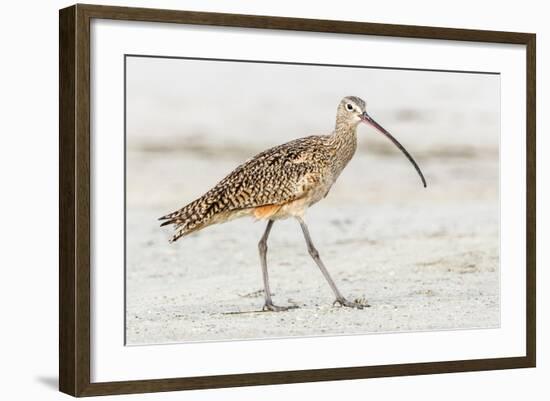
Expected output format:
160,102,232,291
297,217,364,309
258,220,297,312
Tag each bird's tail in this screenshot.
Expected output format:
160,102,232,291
158,189,225,243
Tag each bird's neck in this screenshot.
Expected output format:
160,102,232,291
329,122,358,174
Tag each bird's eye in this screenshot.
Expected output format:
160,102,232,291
346,104,353,111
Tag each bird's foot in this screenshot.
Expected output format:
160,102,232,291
333,297,368,309
262,302,299,312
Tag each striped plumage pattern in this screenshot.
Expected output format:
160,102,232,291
159,135,336,242
159,96,365,243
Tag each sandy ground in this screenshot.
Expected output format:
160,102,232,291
125,151,499,344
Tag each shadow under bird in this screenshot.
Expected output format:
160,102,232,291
159,96,427,311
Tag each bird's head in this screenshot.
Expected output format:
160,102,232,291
337,96,367,127
337,95,427,188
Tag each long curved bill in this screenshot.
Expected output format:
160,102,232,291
361,111,427,188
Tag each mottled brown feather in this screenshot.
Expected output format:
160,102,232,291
160,96,364,242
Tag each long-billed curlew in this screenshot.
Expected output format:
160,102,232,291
159,96,426,311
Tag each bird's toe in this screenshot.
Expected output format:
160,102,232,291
333,298,368,309
262,302,298,312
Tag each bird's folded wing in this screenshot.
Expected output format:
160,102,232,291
213,135,329,211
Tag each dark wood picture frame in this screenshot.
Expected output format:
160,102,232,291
59,3,536,397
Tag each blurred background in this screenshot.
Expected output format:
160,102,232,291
125,56,500,344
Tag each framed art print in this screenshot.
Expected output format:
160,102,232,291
59,4,536,397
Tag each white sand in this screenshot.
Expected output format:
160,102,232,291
125,152,499,344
